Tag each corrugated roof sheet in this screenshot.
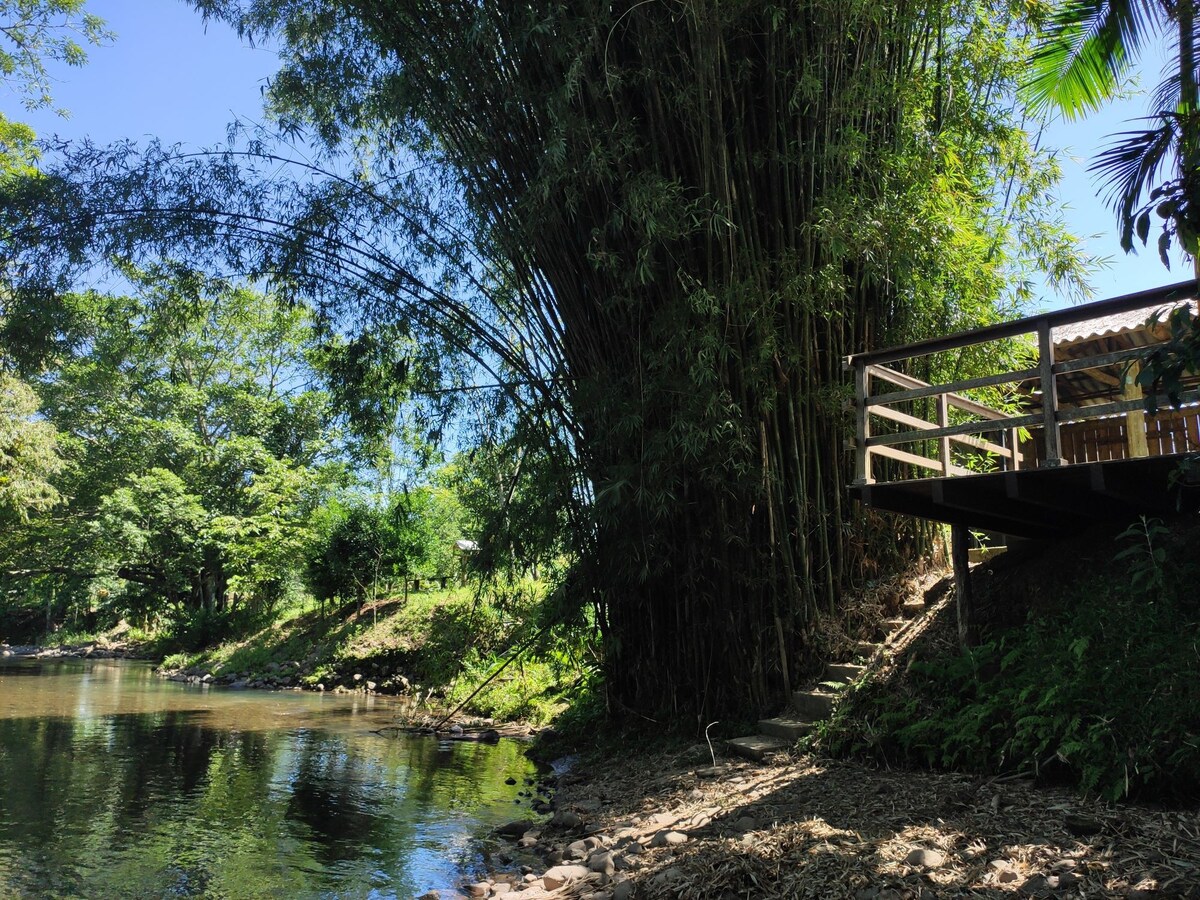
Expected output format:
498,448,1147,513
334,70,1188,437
1055,298,1196,345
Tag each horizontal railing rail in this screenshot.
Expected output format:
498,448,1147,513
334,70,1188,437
849,281,1198,485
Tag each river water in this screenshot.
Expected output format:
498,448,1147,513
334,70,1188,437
0,657,545,899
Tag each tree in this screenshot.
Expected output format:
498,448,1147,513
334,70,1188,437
305,497,434,613
0,268,348,632
1024,0,1200,270
0,0,110,111
0,371,60,523
2,1,1088,721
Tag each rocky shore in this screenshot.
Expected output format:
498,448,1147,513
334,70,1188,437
445,746,1200,899
0,641,144,659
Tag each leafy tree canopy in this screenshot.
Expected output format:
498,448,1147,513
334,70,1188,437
0,0,110,112
0,266,351,629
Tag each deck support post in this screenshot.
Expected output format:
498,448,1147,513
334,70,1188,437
1037,320,1064,467
853,358,874,485
951,523,978,649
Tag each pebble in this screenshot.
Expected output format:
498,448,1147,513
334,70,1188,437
495,820,535,837
732,815,759,833
587,850,615,876
651,867,684,887
649,830,687,848
552,810,582,829
989,859,1019,883
905,848,945,868
542,864,590,890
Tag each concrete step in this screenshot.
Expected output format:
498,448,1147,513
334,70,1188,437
901,598,927,618
792,689,836,719
825,663,866,684
759,716,815,741
727,734,789,761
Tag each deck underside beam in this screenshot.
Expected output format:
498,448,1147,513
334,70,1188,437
851,455,1197,537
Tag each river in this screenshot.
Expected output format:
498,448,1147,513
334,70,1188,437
0,657,546,898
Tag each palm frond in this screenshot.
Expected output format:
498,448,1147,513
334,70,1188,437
1088,118,1176,242
1149,70,1181,114
1023,0,1162,119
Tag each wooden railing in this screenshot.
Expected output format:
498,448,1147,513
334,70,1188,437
849,281,1198,486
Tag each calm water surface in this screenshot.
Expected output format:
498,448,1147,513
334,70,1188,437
0,658,545,899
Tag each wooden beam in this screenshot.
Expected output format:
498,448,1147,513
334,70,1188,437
871,404,1013,457
866,365,1013,420
867,413,1042,449
850,281,1194,367
854,359,872,485
865,367,1039,408
932,479,1072,533
1038,320,1063,467
1124,362,1150,459
1088,462,1175,514
1056,387,1200,423
869,443,973,477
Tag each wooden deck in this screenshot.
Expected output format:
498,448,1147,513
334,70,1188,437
848,282,1200,536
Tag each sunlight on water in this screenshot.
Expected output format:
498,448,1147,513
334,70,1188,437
0,659,545,899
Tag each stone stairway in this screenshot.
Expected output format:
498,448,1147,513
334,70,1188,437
727,592,930,761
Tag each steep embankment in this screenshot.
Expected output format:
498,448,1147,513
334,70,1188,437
821,516,1200,802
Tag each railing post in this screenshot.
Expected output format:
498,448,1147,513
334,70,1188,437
1037,319,1063,467
853,358,874,485
1008,427,1021,471
937,393,951,476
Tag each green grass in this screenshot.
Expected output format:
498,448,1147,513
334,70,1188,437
156,581,586,725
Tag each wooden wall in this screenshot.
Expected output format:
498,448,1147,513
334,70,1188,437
1024,405,1200,465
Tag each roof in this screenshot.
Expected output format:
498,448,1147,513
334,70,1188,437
1055,299,1196,346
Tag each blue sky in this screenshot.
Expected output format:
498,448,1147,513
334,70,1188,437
8,0,1189,310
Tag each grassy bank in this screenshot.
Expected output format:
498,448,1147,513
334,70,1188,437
156,581,589,726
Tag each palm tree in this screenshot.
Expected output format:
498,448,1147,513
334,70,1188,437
1024,0,1200,274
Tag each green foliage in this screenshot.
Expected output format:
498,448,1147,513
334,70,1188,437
0,268,349,639
1024,0,1200,264
1138,303,1200,414
0,0,111,111
304,491,441,608
446,649,565,725
1113,515,1169,597
825,528,1200,801
94,468,209,612
0,370,61,523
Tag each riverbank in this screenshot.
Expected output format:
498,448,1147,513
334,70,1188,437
150,584,581,728
0,639,147,659
471,744,1200,899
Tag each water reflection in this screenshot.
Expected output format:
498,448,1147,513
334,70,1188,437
0,659,543,898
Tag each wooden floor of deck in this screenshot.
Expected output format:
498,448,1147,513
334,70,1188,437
850,454,1198,538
